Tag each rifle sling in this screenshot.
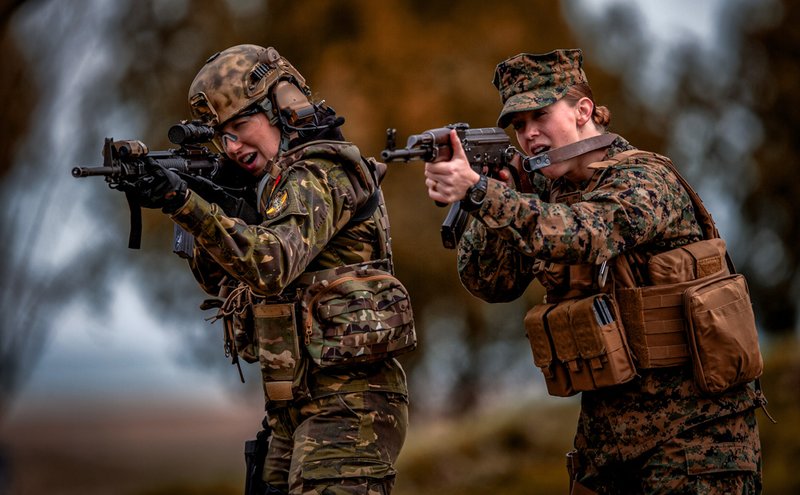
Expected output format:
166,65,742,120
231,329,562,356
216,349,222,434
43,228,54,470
523,133,619,172
125,191,142,249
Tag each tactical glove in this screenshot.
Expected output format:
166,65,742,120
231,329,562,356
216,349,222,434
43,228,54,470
123,163,188,213
181,174,262,225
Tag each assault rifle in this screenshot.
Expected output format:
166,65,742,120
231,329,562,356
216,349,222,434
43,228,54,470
72,121,261,255
381,123,523,249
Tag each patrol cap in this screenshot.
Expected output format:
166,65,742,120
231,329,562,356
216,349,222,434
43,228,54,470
492,48,587,128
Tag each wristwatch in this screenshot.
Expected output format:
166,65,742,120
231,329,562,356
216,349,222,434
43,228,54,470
462,174,488,211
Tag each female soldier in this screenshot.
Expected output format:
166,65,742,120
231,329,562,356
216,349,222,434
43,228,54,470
126,44,415,495
424,49,764,494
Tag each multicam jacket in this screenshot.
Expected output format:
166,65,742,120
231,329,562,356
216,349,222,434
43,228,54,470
457,136,761,466
171,140,408,400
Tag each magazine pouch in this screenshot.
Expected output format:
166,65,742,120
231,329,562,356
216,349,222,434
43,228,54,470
683,274,763,394
252,302,301,402
524,303,575,397
524,294,637,397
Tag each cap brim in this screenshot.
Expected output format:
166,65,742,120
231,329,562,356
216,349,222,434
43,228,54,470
496,90,563,128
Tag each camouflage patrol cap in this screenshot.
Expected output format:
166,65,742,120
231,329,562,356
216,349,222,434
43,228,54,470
187,44,309,127
493,49,587,128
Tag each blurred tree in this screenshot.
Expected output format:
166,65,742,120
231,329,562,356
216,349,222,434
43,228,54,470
734,0,799,334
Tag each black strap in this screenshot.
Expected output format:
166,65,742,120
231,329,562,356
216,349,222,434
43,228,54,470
125,191,142,249
349,190,381,224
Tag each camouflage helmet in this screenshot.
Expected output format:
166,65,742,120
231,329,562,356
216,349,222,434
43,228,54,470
493,49,587,128
188,44,312,128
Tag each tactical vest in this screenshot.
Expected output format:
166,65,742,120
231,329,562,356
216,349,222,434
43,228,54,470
216,143,416,403
525,149,762,397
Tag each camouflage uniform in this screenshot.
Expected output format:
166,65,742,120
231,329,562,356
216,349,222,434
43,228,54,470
457,49,764,494
172,140,409,495
171,46,411,495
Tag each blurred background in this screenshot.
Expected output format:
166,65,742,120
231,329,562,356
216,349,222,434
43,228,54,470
1,0,798,494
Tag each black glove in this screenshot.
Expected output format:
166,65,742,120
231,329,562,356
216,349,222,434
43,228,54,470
182,174,263,225
122,163,188,213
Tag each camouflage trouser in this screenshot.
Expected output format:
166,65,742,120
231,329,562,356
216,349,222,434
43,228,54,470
570,408,761,495
262,391,408,495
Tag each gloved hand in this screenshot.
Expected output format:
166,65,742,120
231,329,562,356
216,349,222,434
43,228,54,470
122,163,188,213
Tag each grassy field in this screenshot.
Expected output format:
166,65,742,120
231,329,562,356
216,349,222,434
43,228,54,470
2,340,798,495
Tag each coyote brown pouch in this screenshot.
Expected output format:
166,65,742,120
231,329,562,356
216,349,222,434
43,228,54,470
684,274,763,394
300,265,416,368
524,294,637,397
616,239,729,368
252,302,301,402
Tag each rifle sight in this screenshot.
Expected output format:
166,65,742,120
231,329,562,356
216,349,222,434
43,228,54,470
168,122,215,145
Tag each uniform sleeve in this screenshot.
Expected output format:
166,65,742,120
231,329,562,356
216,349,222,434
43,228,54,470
170,159,361,296
457,162,699,301
457,207,537,303
187,243,230,296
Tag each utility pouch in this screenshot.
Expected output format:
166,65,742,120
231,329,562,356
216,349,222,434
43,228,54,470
683,274,763,394
300,266,416,368
524,294,637,397
616,239,730,368
253,302,301,402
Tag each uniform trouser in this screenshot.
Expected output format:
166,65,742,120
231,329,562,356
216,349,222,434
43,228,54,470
569,408,762,495
262,391,408,495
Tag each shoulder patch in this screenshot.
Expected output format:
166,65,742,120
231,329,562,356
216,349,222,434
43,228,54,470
265,190,288,220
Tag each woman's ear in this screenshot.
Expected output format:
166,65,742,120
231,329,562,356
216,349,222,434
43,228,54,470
575,97,594,126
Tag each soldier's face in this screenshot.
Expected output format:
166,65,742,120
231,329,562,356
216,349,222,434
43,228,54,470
219,112,281,176
511,98,591,181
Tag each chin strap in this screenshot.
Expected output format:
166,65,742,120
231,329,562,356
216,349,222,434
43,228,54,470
523,133,619,173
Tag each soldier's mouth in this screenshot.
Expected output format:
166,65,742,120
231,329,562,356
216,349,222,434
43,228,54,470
532,145,550,155
242,152,257,165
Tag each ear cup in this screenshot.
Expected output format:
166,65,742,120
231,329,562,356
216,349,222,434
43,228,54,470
273,81,315,125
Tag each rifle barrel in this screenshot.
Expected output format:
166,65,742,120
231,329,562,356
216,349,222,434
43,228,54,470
71,166,116,178
380,148,430,162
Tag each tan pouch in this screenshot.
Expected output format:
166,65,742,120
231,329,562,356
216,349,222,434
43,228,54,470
524,294,637,396
253,302,301,402
617,239,731,369
683,274,763,394
301,267,416,368
524,303,575,397
648,238,728,284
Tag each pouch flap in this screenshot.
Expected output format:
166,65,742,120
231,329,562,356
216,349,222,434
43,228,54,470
546,301,580,362
568,295,609,358
524,303,556,367
648,238,727,284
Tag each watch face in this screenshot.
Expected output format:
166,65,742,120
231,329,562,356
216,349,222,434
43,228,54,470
469,176,487,203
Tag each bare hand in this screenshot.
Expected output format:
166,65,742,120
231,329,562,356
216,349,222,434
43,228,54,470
424,129,480,204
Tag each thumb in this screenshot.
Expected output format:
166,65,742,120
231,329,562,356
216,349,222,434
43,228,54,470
449,129,468,161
